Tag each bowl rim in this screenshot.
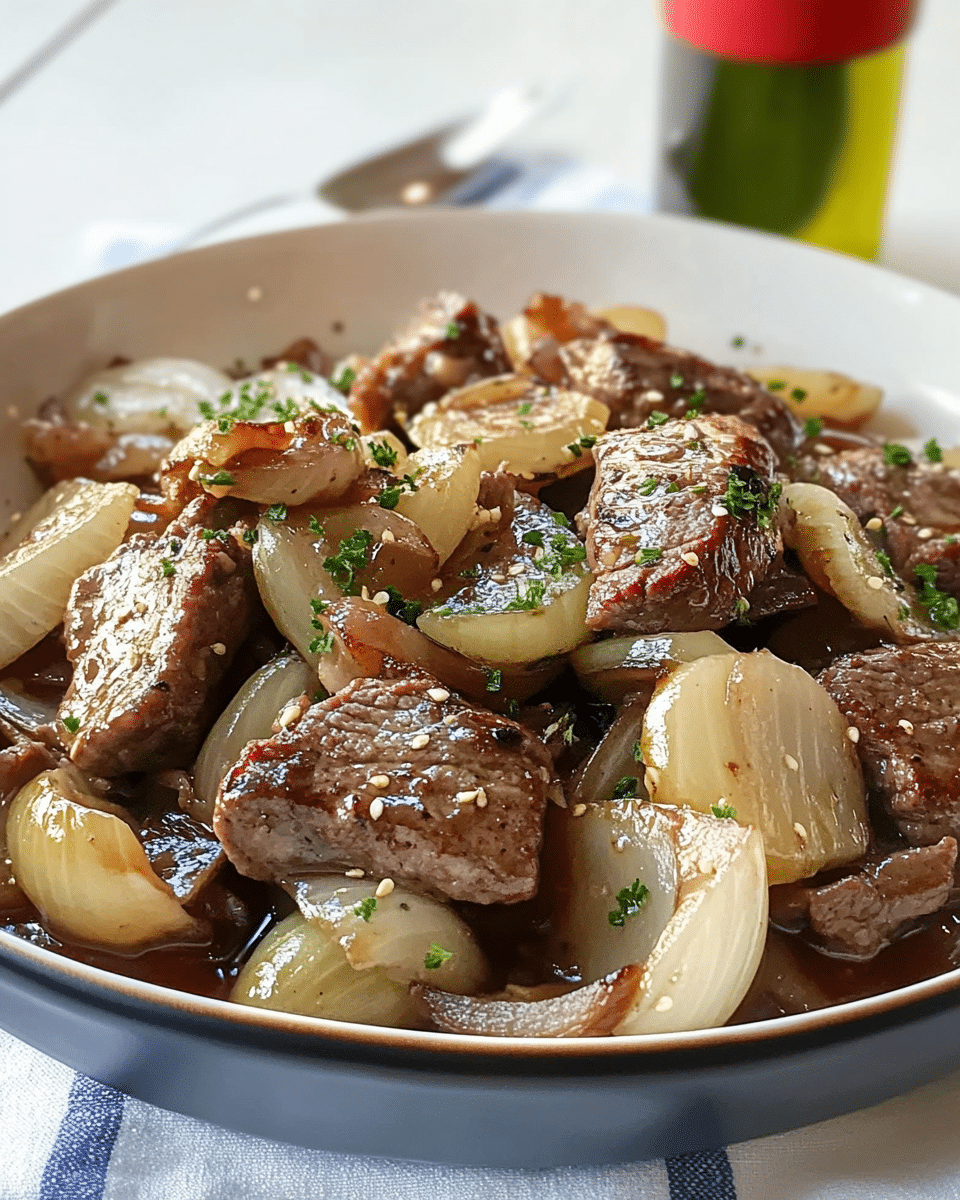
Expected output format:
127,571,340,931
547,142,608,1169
4,207,960,1066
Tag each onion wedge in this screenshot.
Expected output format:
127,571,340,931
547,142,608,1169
746,365,882,430
594,305,666,342
642,649,868,884
0,479,137,670
570,631,734,704
394,445,481,564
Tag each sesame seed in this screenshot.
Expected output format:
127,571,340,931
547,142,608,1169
865,517,883,531
360,585,371,601
372,590,390,605
793,822,808,840
428,687,451,703
456,790,479,804
519,471,535,481
847,726,861,743
642,390,664,402
533,546,545,560
866,576,884,590
370,774,390,789
491,573,507,583
210,642,227,655
508,562,525,576
410,733,430,749
918,527,934,540
898,718,915,735
375,878,395,898
188,461,202,482
814,443,835,456
431,578,443,592
278,704,301,728
489,507,502,522
902,513,918,526
682,551,700,567
381,529,396,543
711,504,729,517
443,714,458,726
216,552,236,574
283,420,296,434
599,549,618,567
369,797,384,821
654,996,673,1013
247,285,262,302
571,803,587,817
784,753,800,771
475,787,487,808
344,868,365,878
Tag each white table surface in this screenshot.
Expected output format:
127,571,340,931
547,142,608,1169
1,0,959,318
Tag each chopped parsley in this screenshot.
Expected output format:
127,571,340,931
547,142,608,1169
504,579,547,612
876,550,895,579
946,535,959,546
265,503,288,522
198,399,216,420
424,943,454,969
890,504,904,519
647,410,670,429
883,442,913,467
669,371,684,388
160,558,175,578
310,597,329,617
92,390,110,407
924,438,944,463
634,546,663,567
367,439,398,469
613,776,639,799
804,416,824,439
309,515,325,537
914,563,960,629
639,476,659,496
665,481,681,494
199,470,235,488
731,335,745,349
540,533,587,578
608,879,650,927
521,530,544,547
377,474,420,510
720,468,782,529
791,387,807,403
61,715,80,734
444,321,461,340
632,739,644,764
241,527,258,545
168,538,182,555
484,667,503,693
272,397,301,422
323,528,373,592
766,380,786,391
897,602,910,620
383,586,423,626
459,564,481,579
552,510,571,528
353,897,377,922
518,400,533,417
711,803,737,819
330,365,356,394
684,387,707,417
309,631,335,654
201,527,230,543
566,434,598,458
733,597,751,623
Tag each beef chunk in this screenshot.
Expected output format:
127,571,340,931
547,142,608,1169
214,673,554,904
742,555,818,622
0,736,58,800
579,414,781,632
350,292,511,432
810,447,960,597
559,333,800,462
819,641,960,845
804,839,957,958
60,496,259,775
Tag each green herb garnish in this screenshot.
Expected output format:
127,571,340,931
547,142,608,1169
669,372,684,388
323,528,373,592
61,715,80,734
309,631,335,654
634,547,663,566
791,387,807,403
484,667,502,692
199,470,236,488
309,515,325,537
160,558,175,578
613,776,638,799
521,530,544,547
504,579,547,612
731,336,745,349
383,586,423,626
424,943,454,969
876,550,895,578
639,476,659,496
890,504,904,519
804,417,824,439
924,438,944,463
883,443,913,467
711,803,737,819
647,410,670,429
766,380,786,391
266,503,288,522
353,897,377,922
608,879,650,927
720,468,782,529
92,390,110,407
330,366,356,394
367,439,398,468
444,321,461,340
633,740,644,764
914,563,960,629
518,401,533,417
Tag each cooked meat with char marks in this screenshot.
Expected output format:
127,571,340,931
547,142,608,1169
579,414,781,632
819,641,960,845
214,672,554,904
60,495,260,775
772,838,957,959
743,555,818,622
350,291,511,432
809,446,960,596
559,332,801,462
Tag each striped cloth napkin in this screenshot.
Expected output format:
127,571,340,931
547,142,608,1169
6,155,960,1200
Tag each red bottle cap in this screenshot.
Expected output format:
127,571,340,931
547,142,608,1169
663,0,917,64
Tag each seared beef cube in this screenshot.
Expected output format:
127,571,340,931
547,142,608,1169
580,414,781,633
811,447,960,597
743,555,818,622
819,642,960,845
560,333,800,462
350,292,511,432
60,496,259,775
214,673,554,904
803,838,957,959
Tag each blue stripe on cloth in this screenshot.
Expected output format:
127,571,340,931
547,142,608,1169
39,1074,125,1200
665,1149,738,1200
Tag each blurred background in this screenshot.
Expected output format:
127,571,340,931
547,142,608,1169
1,0,958,317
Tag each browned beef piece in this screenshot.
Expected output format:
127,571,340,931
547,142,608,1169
809,446,960,596
0,736,58,799
260,337,331,376
22,398,118,484
214,673,554,904
803,839,957,958
350,292,511,432
743,555,818,622
819,641,960,845
559,333,801,462
579,414,781,633
60,496,260,776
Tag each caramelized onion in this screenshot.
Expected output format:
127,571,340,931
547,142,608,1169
570,631,734,704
